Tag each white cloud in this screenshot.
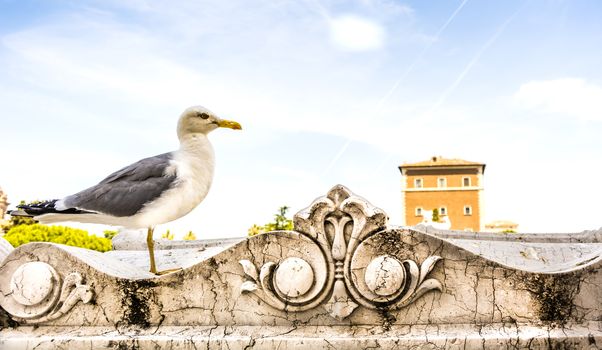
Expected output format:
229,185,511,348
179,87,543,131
329,15,385,51
514,78,602,121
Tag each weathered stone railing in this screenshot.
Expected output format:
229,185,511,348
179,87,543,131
1,185,602,349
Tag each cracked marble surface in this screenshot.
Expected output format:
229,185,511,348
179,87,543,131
1,185,601,349
105,246,231,272
2,323,602,349
422,225,602,273
0,236,14,264
111,230,244,251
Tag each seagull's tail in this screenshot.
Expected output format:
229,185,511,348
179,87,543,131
11,201,123,225
14,200,58,216
11,200,95,222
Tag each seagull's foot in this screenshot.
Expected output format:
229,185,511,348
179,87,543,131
146,227,183,275
151,267,183,276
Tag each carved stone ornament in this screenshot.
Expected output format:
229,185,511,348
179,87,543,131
240,185,442,320
1,261,94,324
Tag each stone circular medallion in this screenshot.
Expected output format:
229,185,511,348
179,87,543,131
274,257,314,298
364,255,405,297
10,262,57,306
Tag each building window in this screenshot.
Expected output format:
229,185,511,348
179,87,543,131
415,207,423,216
414,178,423,188
464,205,472,215
437,177,447,188
439,207,447,216
462,177,471,187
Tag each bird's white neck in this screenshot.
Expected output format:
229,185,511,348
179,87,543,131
176,133,215,181
178,133,213,157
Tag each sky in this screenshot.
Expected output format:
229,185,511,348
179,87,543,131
1,0,601,238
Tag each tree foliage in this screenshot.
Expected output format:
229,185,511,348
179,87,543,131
432,208,440,223
247,224,264,236
248,206,294,236
3,224,112,252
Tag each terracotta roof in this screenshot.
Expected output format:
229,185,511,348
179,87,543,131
400,156,485,168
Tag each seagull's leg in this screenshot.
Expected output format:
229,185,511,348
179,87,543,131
147,227,181,275
147,227,158,274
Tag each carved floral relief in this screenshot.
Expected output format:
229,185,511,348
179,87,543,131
240,185,442,320
0,261,94,324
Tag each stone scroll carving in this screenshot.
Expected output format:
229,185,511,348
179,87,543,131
0,261,94,324
240,185,442,320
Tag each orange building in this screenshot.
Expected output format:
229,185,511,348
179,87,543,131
398,156,485,231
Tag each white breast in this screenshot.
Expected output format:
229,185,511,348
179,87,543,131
132,135,215,228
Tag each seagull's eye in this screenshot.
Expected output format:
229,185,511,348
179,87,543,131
198,113,210,119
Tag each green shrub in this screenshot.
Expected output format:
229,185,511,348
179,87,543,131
248,206,294,236
103,230,118,239
161,230,174,240
3,224,112,252
183,231,197,240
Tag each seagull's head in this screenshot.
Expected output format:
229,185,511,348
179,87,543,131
177,105,242,139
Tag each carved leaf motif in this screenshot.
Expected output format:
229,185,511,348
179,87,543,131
259,262,276,290
383,256,442,310
58,273,81,301
58,284,92,315
241,281,258,293
397,260,419,303
76,284,94,304
411,278,443,301
419,256,441,285
239,260,259,282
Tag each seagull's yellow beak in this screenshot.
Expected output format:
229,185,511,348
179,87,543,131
217,119,242,130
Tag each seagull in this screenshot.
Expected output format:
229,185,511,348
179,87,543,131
14,105,242,274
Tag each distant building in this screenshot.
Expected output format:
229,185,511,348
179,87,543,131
399,156,485,232
0,187,8,229
485,220,518,233
0,187,8,219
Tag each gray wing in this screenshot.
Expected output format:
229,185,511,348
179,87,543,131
62,152,177,217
